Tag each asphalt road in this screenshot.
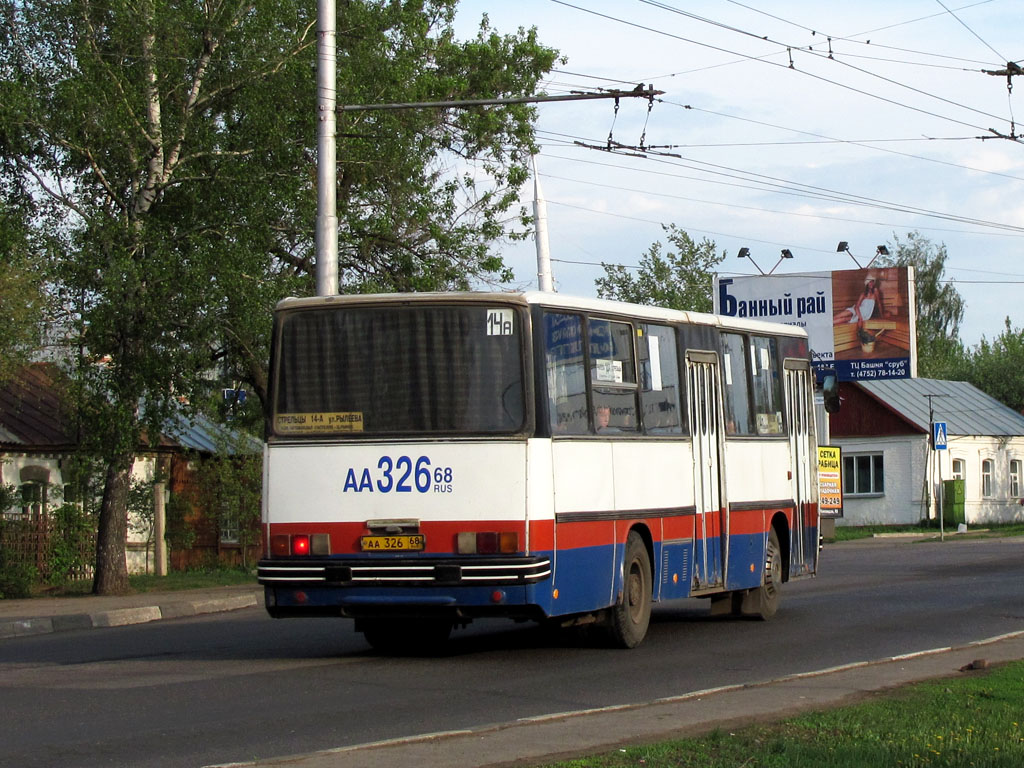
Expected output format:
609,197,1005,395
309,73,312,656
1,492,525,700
2,537,1023,768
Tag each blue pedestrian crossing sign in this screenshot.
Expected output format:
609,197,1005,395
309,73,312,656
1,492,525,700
932,421,948,450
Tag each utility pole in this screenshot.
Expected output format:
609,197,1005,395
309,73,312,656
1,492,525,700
532,156,553,292
315,0,338,297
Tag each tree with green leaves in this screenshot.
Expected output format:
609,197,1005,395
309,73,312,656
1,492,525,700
964,318,1024,413
874,231,967,379
595,225,724,312
1,0,557,593
0,197,47,383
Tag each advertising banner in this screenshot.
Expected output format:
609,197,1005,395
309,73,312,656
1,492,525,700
817,446,843,518
715,266,916,381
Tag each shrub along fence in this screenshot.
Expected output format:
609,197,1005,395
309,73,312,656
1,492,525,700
0,506,96,595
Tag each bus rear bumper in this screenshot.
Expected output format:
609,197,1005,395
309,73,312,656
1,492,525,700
257,554,551,587
258,555,554,621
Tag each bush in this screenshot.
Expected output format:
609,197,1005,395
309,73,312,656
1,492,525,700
0,555,37,599
48,503,96,585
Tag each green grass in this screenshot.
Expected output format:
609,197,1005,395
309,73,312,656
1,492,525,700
830,522,1024,542
544,661,1024,767
33,568,256,597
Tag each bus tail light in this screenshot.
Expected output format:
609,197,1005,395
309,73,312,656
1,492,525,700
270,533,330,556
271,534,290,556
457,531,519,554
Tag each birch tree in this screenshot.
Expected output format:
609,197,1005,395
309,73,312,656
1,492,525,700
1,0,556,593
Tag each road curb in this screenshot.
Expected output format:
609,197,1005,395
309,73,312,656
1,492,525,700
0,590,262,639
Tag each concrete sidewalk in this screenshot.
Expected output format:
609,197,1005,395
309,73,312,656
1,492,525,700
0,583,263,639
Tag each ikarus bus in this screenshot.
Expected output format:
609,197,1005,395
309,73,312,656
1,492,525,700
258,291,821,650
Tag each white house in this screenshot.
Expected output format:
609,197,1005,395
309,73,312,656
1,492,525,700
829,378,1024,526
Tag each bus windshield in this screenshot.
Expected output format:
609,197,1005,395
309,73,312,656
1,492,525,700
272,303,526,437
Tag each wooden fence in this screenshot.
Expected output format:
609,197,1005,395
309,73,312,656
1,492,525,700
0,512,95,583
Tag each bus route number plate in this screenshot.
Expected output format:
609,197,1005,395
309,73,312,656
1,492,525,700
360,535,426,552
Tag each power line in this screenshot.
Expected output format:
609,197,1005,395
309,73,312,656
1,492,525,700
631,0,1012,128
534,166,1024,239
536,145,1024,237
672,104,1024,185
934,0,1008,62
553,0,1014,139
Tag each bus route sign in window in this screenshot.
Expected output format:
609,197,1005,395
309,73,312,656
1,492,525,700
273,304,526,436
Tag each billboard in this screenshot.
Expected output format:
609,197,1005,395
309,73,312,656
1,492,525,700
714,266,916,382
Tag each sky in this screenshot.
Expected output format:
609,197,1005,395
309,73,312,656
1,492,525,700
453,0,1024,347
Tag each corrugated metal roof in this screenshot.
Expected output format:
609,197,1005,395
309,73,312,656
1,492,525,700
1,364,261,455
163,411,263,455
858,378,1024,437
0,364,77,448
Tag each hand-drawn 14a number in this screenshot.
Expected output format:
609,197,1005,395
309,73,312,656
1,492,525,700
343,455,454,493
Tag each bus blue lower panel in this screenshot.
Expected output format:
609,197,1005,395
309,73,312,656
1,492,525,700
725,531,767,592
549,542,618,616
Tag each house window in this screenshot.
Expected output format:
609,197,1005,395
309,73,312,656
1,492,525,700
1010,459,1021,498
951,459,965,481
19,482,45,518
981,459,994,498
843,453,884,496
220,523,240,545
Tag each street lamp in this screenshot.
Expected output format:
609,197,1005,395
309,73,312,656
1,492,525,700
838,241,889,269
738,247,794,275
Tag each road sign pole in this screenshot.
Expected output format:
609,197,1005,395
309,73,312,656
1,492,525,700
937,449,944,542
931,419,948,542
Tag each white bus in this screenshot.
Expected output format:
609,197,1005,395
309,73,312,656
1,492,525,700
258,291,820,650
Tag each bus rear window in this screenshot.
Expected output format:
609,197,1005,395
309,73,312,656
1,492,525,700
272,305,526,436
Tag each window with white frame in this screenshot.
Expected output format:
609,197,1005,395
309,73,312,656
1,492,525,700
952,458,965,480
981,458,994,498
1010,459,1021,498
843,453,884,496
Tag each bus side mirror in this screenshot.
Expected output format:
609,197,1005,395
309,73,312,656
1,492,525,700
822,373,840,414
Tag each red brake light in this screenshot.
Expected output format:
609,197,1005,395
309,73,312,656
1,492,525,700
291,534,310,556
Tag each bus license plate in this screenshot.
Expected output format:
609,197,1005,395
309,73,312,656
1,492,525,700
360,535,425,552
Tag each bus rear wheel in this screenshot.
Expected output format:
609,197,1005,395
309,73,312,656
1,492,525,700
606,532,652,648
361,618,453,655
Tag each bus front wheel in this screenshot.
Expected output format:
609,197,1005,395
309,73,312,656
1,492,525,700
606,532,652,648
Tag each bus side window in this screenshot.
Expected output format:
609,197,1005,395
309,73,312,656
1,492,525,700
543,312,588,434
750,336,784,435
721,332,753,435
589,319,638,433
639,324,683,434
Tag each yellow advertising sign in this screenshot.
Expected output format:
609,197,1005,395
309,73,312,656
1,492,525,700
817,446,843,517
275,412,364,435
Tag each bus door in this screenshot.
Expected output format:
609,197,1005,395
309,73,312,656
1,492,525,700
785,361,816,576
686,351,725,590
